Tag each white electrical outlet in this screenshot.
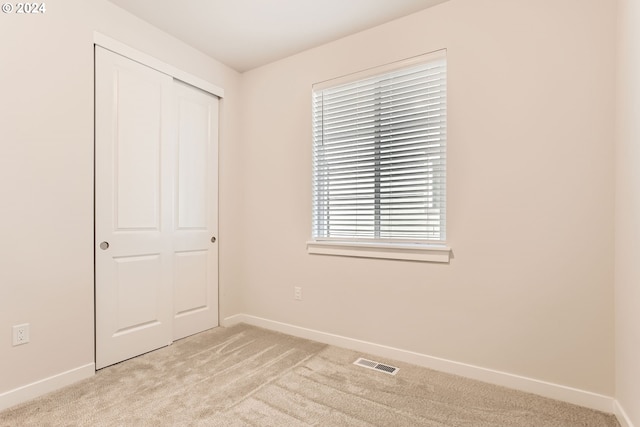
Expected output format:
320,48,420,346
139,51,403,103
294,286,303,301
12,323,30,346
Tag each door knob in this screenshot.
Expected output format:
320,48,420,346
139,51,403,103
99,241,109,250
210,236,216,243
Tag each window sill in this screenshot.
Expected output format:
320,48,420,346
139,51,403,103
306,240,451,263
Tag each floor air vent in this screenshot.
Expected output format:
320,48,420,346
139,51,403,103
353,358,399,375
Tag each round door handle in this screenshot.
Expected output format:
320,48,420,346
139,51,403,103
99,241,110,250
211,236,216,243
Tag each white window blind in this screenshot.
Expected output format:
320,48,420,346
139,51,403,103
312,52,447,243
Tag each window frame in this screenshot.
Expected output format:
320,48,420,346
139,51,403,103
308,51,451,263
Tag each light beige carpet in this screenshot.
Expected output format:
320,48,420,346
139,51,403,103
0,324,619,426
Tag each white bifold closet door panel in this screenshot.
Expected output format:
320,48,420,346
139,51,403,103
95,46,218,370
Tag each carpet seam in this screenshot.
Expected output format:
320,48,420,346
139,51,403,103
222,345,328,413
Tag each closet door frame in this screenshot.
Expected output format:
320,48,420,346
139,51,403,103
94,33,224,100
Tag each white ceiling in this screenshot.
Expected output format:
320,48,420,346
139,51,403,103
107,0,448,72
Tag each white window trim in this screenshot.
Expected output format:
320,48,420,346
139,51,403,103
310,50,450,262
307,240,451,263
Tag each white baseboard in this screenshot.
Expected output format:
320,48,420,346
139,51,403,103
614,399,635,427
0,363,95,412
223,314,615,414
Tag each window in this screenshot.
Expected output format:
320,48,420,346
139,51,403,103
308,51,450,262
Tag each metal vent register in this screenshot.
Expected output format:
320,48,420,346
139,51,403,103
353,358,399,375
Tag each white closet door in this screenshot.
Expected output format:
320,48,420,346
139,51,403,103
171,80,219,340
95,46,174,369
95,47,220,369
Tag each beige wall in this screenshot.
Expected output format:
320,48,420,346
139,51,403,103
0,0,243,395
239,0,616,395
615,0,640,424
